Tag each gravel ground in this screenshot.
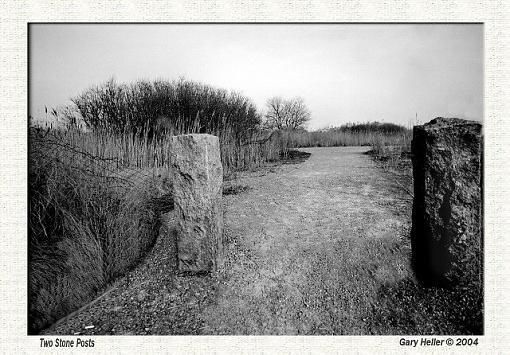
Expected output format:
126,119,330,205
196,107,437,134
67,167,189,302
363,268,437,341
42,146,414,335
42,212,219,335
201,146,412,334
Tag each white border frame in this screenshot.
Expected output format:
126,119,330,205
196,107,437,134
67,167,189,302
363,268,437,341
1,1,508,353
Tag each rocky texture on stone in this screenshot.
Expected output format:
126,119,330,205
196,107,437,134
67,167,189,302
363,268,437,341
411,117,483,287
170,134,224,273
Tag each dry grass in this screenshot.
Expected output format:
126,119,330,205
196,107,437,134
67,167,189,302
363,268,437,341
283,129,391,147
28,78,286,334
31,80,417,334
28,127,167,333
28,121,286,334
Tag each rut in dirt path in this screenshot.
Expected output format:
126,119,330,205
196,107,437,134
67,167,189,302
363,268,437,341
202,146,413,335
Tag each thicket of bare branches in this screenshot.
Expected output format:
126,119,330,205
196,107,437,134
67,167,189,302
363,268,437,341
264,96,311,130
71,78,261,140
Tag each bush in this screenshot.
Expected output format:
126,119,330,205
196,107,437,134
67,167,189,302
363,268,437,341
65,78,288,175
72,78,261,140
29,78,291,333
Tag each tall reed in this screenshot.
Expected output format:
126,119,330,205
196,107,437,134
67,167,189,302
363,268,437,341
281,122,412,149
29,114,287,333
28,127,168,333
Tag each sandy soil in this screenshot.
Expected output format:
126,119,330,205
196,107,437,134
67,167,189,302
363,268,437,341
203,147,413,334
43,147,414,335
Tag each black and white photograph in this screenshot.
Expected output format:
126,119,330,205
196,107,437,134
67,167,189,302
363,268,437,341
26,23,485,337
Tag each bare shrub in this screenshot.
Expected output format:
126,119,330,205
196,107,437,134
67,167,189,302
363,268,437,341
29,78,292,333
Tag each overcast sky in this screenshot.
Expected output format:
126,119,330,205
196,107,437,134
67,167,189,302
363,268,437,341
29,24,483,130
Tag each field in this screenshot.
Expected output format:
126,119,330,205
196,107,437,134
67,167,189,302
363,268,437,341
40,146,482,336
29,78,481,335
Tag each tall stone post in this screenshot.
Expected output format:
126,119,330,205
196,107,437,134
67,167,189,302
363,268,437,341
411,117,483,287
170,134,223,273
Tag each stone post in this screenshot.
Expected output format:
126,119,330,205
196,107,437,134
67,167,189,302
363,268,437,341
411,117,483,287
170,134,223,273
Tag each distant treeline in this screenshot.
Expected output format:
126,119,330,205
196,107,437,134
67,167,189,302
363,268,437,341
282,122,411,148
326,122,408,135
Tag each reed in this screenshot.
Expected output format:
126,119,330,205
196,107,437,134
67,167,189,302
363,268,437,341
281,122,412,149
28,125,173,333
28,78,288,333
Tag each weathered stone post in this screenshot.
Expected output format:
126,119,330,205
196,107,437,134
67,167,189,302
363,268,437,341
170,134,223,273
411,117,483,287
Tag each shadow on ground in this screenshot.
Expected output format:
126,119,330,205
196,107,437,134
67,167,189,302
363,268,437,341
366,277,483,335
279,149,312,164
223,185,251,196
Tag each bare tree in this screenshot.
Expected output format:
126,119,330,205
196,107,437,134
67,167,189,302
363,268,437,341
284,97,311,129
264,97,286,129
264,96,311,130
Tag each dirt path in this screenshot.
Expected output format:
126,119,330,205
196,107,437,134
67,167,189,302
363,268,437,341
203,147,412,334
44,147,414,335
